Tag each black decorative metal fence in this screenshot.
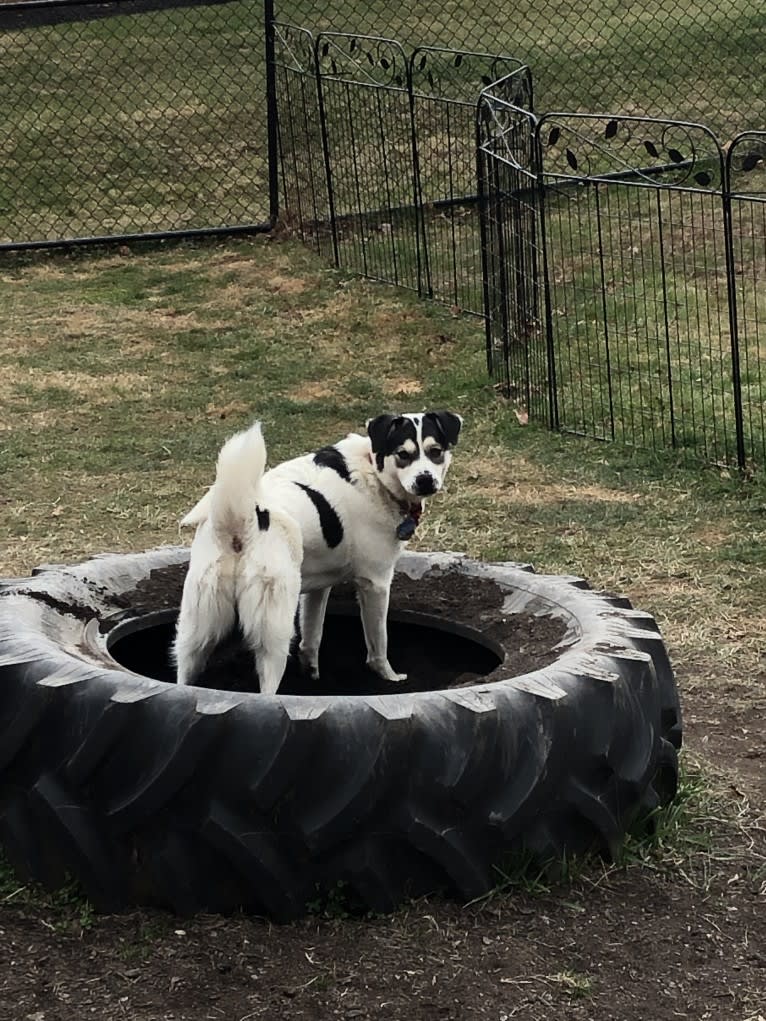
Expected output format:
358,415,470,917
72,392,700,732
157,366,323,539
478,96,766,469
273,24,766,470
274,25,524,312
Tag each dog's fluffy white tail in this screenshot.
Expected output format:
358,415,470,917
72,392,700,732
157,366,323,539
208,421,267,549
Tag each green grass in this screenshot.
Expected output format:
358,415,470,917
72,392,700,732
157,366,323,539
0,0,269,241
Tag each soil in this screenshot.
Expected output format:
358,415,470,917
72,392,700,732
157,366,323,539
103,563,568,694
2,569,766,1020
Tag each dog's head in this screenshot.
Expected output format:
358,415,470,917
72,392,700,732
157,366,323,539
367,411,463,501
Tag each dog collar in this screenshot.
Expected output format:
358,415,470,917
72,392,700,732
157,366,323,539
396,501,423,540
366,452,424,540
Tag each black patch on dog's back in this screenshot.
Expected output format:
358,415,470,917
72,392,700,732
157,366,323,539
256,505,270,531
294,483,344,548
313,445,352,483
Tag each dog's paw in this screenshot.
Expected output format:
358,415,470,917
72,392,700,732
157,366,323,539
297,647,320,680
368,658,408,683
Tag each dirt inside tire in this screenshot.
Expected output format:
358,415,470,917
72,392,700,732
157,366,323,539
103,563,568,695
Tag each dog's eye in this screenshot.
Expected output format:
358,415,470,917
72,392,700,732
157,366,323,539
428,447,443,461
395,448,412,462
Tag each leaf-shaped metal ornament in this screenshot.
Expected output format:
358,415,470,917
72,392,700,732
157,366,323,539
644,140,659,157
668,148,684,164
694,171,712,187
604,119,618,139
454,53,463,67
548,126,561,146
742,152,762,172
566,148,578,170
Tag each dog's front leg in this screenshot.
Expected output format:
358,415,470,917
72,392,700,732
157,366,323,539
298,587,331,679
356,574,407,683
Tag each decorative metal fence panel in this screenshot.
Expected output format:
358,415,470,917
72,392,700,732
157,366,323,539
273,22,329,255
476,72,548,421
274,30,524,313
727,132,766,469
537,115,735,464
314,33,418,290
409,48,524,313
478,92,766,470
272,18,764,470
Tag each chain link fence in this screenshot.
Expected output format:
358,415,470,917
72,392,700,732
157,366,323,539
0,0,762,248
277,0,765,138
0,0,271,248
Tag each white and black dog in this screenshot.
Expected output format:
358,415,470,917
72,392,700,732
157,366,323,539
173,411,462,693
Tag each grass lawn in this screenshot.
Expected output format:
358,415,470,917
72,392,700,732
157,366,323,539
1,236,765,1016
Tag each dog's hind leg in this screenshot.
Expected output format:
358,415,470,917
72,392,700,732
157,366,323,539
298,587,331,680
238,566,301,696
174,574,237,686
174,626,218,687
254,645,290,696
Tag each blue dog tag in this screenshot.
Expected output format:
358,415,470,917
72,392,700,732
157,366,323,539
396,516,418,540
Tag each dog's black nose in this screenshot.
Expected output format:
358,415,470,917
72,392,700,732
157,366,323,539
414,473,437,496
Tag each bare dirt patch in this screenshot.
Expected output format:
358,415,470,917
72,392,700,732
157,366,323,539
1,819,764,1021
461,454,643,507
291,380,336,401
0,368,156,402
0,305,224,354
265,273,311,295
385,377,424,395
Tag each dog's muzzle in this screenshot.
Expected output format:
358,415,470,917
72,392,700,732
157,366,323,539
413,472,438,496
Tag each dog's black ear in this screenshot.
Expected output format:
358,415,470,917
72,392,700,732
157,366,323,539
426,411,463,447
366,413,399,454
